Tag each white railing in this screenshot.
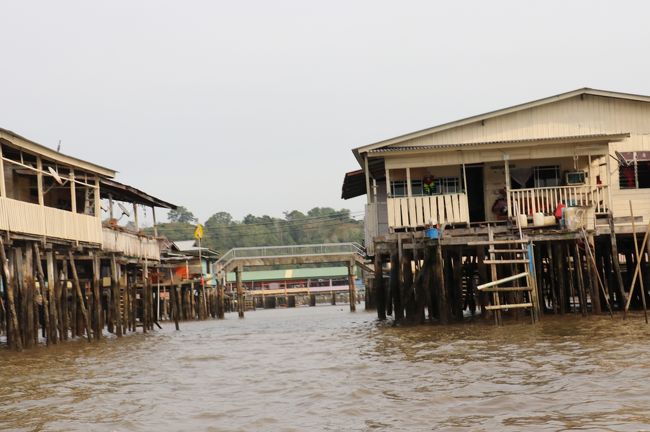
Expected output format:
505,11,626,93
387,193,470,229
102,227,161,260
0,197,102,243
509,185,609,216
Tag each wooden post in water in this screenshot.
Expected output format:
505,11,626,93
0,237,22,351
434,242,448,325
608,212,627,309
169,268,180,330
476,246,488,319
565,242,577,313
546,242,558,314
236,266,244,318
217,277,225,319
390,249,401,321
552,242,566,314
573,243,587,317
586,234,602,315
110,254,123,337
61,257,69,341
374,253,386,320
46,249,60,344
92,254,102,340
21,247,34,349
68,251,92,342
32,243,50,345
348,260,356,312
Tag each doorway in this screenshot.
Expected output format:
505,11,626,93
465,164,485,222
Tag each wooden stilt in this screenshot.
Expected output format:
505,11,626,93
68,251,92,342
435,242,448,325
61,257,69,341
546,242,558,314
573,243,587,317
586,234,602,315
608,212,627,309
348,260,356,312
236,266,244,318
552,242,566,314
390,249,402,321
0,237,22,351
45,250,60,344
92,254,102,340
374,253,386,320
169,269,180,330
111,255,123,337
217,278,225,319
32,243,50,345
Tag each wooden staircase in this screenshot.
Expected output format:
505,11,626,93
471,225,541,325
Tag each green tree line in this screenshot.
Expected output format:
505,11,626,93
151,206,364,253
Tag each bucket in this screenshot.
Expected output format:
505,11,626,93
543,215,557,226
517,214,528,228
533,212,545,227
425,228,439,239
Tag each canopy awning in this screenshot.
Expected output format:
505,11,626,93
341,170,366,199
100,178,177,209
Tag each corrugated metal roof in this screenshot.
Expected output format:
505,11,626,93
226,266,349,283
101,178,178,209
174,240,197,250
367,133,629,154
352,87,650,160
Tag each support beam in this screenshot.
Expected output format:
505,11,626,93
236,266,244,318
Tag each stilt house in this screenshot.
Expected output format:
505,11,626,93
0,127,177,350
342,88,650,324
344,88,650,251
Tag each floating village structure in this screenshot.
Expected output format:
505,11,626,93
159,240,224,321
0,127,200,351
343,88,650,324
224,266,362,309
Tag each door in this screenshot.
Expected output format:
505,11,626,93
465,164,485,223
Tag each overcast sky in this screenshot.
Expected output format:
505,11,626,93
1,0,649,223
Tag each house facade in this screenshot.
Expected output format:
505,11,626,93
343,88,650,253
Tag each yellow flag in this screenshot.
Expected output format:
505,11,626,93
194,224,204,240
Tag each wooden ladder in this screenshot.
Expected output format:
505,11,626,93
472,225,540,325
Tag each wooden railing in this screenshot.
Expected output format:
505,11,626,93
509,185,609,216
102,227,161,260
0,197,102,243
387,193,470,229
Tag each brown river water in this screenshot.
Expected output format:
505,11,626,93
2,306,650,431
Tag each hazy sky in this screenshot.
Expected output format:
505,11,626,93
1,0,649,223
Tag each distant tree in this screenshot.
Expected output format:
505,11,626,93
167,206,197,224
205,211,234,226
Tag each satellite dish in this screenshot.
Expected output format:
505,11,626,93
118,202,131,218
47,166,64,185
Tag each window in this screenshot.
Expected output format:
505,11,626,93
533,166,560,187
390,180,407,197
411,180,423,196
619,151,650,189
436,177,461,194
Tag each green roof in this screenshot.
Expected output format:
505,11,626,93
226,266,348,283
